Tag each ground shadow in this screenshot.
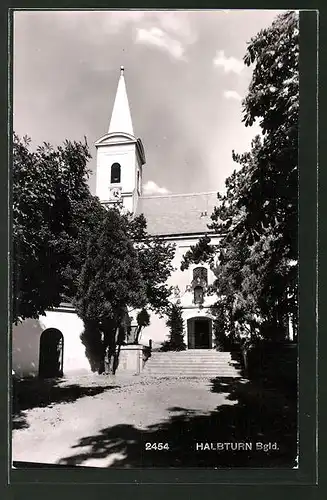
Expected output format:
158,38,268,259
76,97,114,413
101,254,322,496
12,377,118,430
57,376,297,468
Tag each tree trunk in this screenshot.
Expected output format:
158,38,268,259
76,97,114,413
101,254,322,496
113,343,122,374
102,317,126,375
80,319,103,374
113,324,126,374
97,336,106,375
105,341,116,374
98,361,105,374
133,326,142,345
101,321,117,375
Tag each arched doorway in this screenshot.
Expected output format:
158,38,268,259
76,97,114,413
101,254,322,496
187,317,212,349
39,328,64,378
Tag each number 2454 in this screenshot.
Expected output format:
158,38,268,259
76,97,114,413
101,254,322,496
145,442,169,451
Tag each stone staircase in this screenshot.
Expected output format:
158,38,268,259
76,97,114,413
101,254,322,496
142,349,241,378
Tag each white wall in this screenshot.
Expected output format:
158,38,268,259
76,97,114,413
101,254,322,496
42,311,90,375
96,144,136,199
12,236,220,376
12,318,46,378
95,136,143,214
139,313,167,348
12,311,91,378
140,235,219,348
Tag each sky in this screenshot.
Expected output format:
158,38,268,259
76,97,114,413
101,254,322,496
13,9,284,196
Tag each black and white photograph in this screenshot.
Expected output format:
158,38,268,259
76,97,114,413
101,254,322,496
12,9,299,469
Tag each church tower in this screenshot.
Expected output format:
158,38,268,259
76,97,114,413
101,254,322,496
95,66,146,213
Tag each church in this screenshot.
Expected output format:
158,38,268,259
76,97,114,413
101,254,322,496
12,67,221,378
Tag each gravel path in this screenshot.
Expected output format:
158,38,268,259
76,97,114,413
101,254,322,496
12,373,297,468
12,374,235,467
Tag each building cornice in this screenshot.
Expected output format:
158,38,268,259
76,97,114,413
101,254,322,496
95,133,145,165
153,232,220,241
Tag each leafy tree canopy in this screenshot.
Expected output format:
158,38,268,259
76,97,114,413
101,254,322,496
12,133,106,324
129,213,176,316
74,208,147,327
74,207,175,372
180,11,299,342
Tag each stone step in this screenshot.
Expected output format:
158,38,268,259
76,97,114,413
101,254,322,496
145,368,239,372
144,362,237,366
142,371,238,374
143,368,240,374
144,377,242,380
144,372,240,376
147,358,237,365
147,358,234,362
142,350,241,379
144,366,237,372
149,350,231,353
144,367,239,371
151,351,231,354
144,373,240,377
144,358,236,362
148,356,233,360
149,352,232,356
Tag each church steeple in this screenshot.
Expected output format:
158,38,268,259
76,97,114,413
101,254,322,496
108,66,134,136
95,66,146,214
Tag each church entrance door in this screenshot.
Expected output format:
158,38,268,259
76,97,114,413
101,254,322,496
187,318,212,349
194,319,210,348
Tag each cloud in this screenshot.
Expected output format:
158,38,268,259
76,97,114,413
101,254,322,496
26,11,196,62
143,180,170,195
224,90,242,101
135,11,196,60
136,27,186,60
213,50,244,74
105,11,146,31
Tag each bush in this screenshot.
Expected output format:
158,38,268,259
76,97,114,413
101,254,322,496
80,320,104,373
242,339,298,391
161,303,186,351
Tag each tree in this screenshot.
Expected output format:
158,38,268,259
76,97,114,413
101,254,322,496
134,308,150,345
180,11,299,343
128,213,176,344
129,213,176,315
239,10,298,262
75,208,146,373
161,302,186,351
12,133,105,324
75,209,175,374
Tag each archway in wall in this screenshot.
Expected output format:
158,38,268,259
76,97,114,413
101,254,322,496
187,317,212,349
39,328,64,378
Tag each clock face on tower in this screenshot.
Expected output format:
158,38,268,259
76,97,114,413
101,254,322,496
110,186,122,200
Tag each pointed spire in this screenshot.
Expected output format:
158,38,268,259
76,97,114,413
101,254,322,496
108,66,134,136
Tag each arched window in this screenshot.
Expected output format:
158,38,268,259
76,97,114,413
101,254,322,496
194,286,204,305
111,163,121,184
193,267,208,286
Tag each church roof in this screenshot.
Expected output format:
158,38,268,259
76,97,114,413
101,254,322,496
136,192,218,236
108,66,134,136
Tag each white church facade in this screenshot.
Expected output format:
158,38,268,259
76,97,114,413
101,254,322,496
12,67,220,378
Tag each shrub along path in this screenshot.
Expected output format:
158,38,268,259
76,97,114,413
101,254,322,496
12,373,297,468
